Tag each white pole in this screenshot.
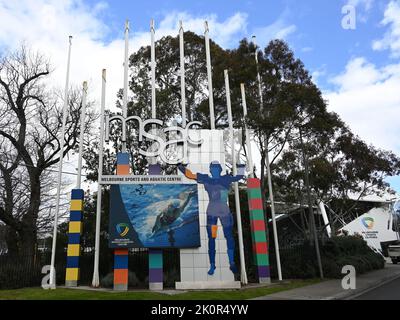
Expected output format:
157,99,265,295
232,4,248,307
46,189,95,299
92,69,107,287
252,35,283,281
151,19,156,119
179,21,186,127
122,20,129,153
76,81,87,189
318,201,332,238
240,84,254,178
204,21,215,129
265,141,283,281
49,36,73,288
225,70,248,285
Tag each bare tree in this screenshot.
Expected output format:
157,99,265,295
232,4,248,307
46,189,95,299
0,45,96,258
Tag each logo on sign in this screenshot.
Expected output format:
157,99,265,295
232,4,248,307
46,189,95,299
116,223,130,237
362,217,374,230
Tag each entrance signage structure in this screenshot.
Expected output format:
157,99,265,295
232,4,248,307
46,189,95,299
57,19,275,291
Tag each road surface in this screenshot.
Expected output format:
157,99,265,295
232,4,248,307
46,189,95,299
354,275,400,300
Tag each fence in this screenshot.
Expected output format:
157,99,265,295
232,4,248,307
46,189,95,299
0,248,181,290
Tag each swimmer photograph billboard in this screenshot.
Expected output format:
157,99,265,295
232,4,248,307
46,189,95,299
109,183,200,248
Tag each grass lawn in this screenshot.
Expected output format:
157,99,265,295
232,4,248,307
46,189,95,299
0,279,321,300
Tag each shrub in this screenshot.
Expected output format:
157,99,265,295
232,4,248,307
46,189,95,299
270,236,385,279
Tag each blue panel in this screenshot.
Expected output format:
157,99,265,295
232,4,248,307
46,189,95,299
70,211,82,222
114,254,128,269
117,153,130,165
66,256,79,268
71,189,84,200
68,233,81,244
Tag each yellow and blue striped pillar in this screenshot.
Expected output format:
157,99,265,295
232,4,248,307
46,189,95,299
113,153,130,291
65,189,84,287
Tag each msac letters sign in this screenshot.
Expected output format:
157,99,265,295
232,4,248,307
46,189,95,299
105,115,203,164
109,183,200,248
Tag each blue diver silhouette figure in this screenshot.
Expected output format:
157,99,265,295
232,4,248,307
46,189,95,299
178,161,245,275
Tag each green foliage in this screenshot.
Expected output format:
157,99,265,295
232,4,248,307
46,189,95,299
271,236,385,279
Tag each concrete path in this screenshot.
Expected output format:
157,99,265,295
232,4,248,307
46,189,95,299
253,263,400,300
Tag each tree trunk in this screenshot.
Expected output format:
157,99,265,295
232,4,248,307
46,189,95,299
5,227,20,257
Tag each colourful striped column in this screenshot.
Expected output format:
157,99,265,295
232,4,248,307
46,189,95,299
247,178,271,284
113,153,130,291
149,249,163,290
65,189,84,287
148,163,163,291
114,249,129,291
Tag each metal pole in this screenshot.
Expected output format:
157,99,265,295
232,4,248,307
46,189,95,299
252,36,283,281
179,21,186,127
151,19,156,119
241,84,254,178
265,144,283,281
122,20,129,153
204,21,215,129
300,129,324,279
225,70,247,285
92,69,107,287
49,36,72,288
76,81,87,189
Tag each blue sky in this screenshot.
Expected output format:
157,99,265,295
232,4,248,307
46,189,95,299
0,0,399,192
82,0,390,90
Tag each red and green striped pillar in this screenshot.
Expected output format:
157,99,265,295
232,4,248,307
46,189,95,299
148,163,163,291
113,153,130,291
65,189,84,287
247,178,271,283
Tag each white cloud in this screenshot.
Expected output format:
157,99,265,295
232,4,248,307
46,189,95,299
301,47,313,53
252,18,296,47
0,1,297,116
346,0,374,11
326,1,400,155
0,2,250,113
325,57,400,153
372,0,400,58
0,0,122,112
0,3,228,112
330,57,385,90
154,11,248,48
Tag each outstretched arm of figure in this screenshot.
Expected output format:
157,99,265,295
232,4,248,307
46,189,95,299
230,164,246,182
230,174,245,182
178,164,197,180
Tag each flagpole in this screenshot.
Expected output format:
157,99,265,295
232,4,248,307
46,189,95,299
122,20,129,153
252,36,282,281
179,21,186,127
240,84,254,178
76,81,87,189
92,69,107,287
151,19,156,119
204,21,215,129
49,36,73,288
225,70,248,285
